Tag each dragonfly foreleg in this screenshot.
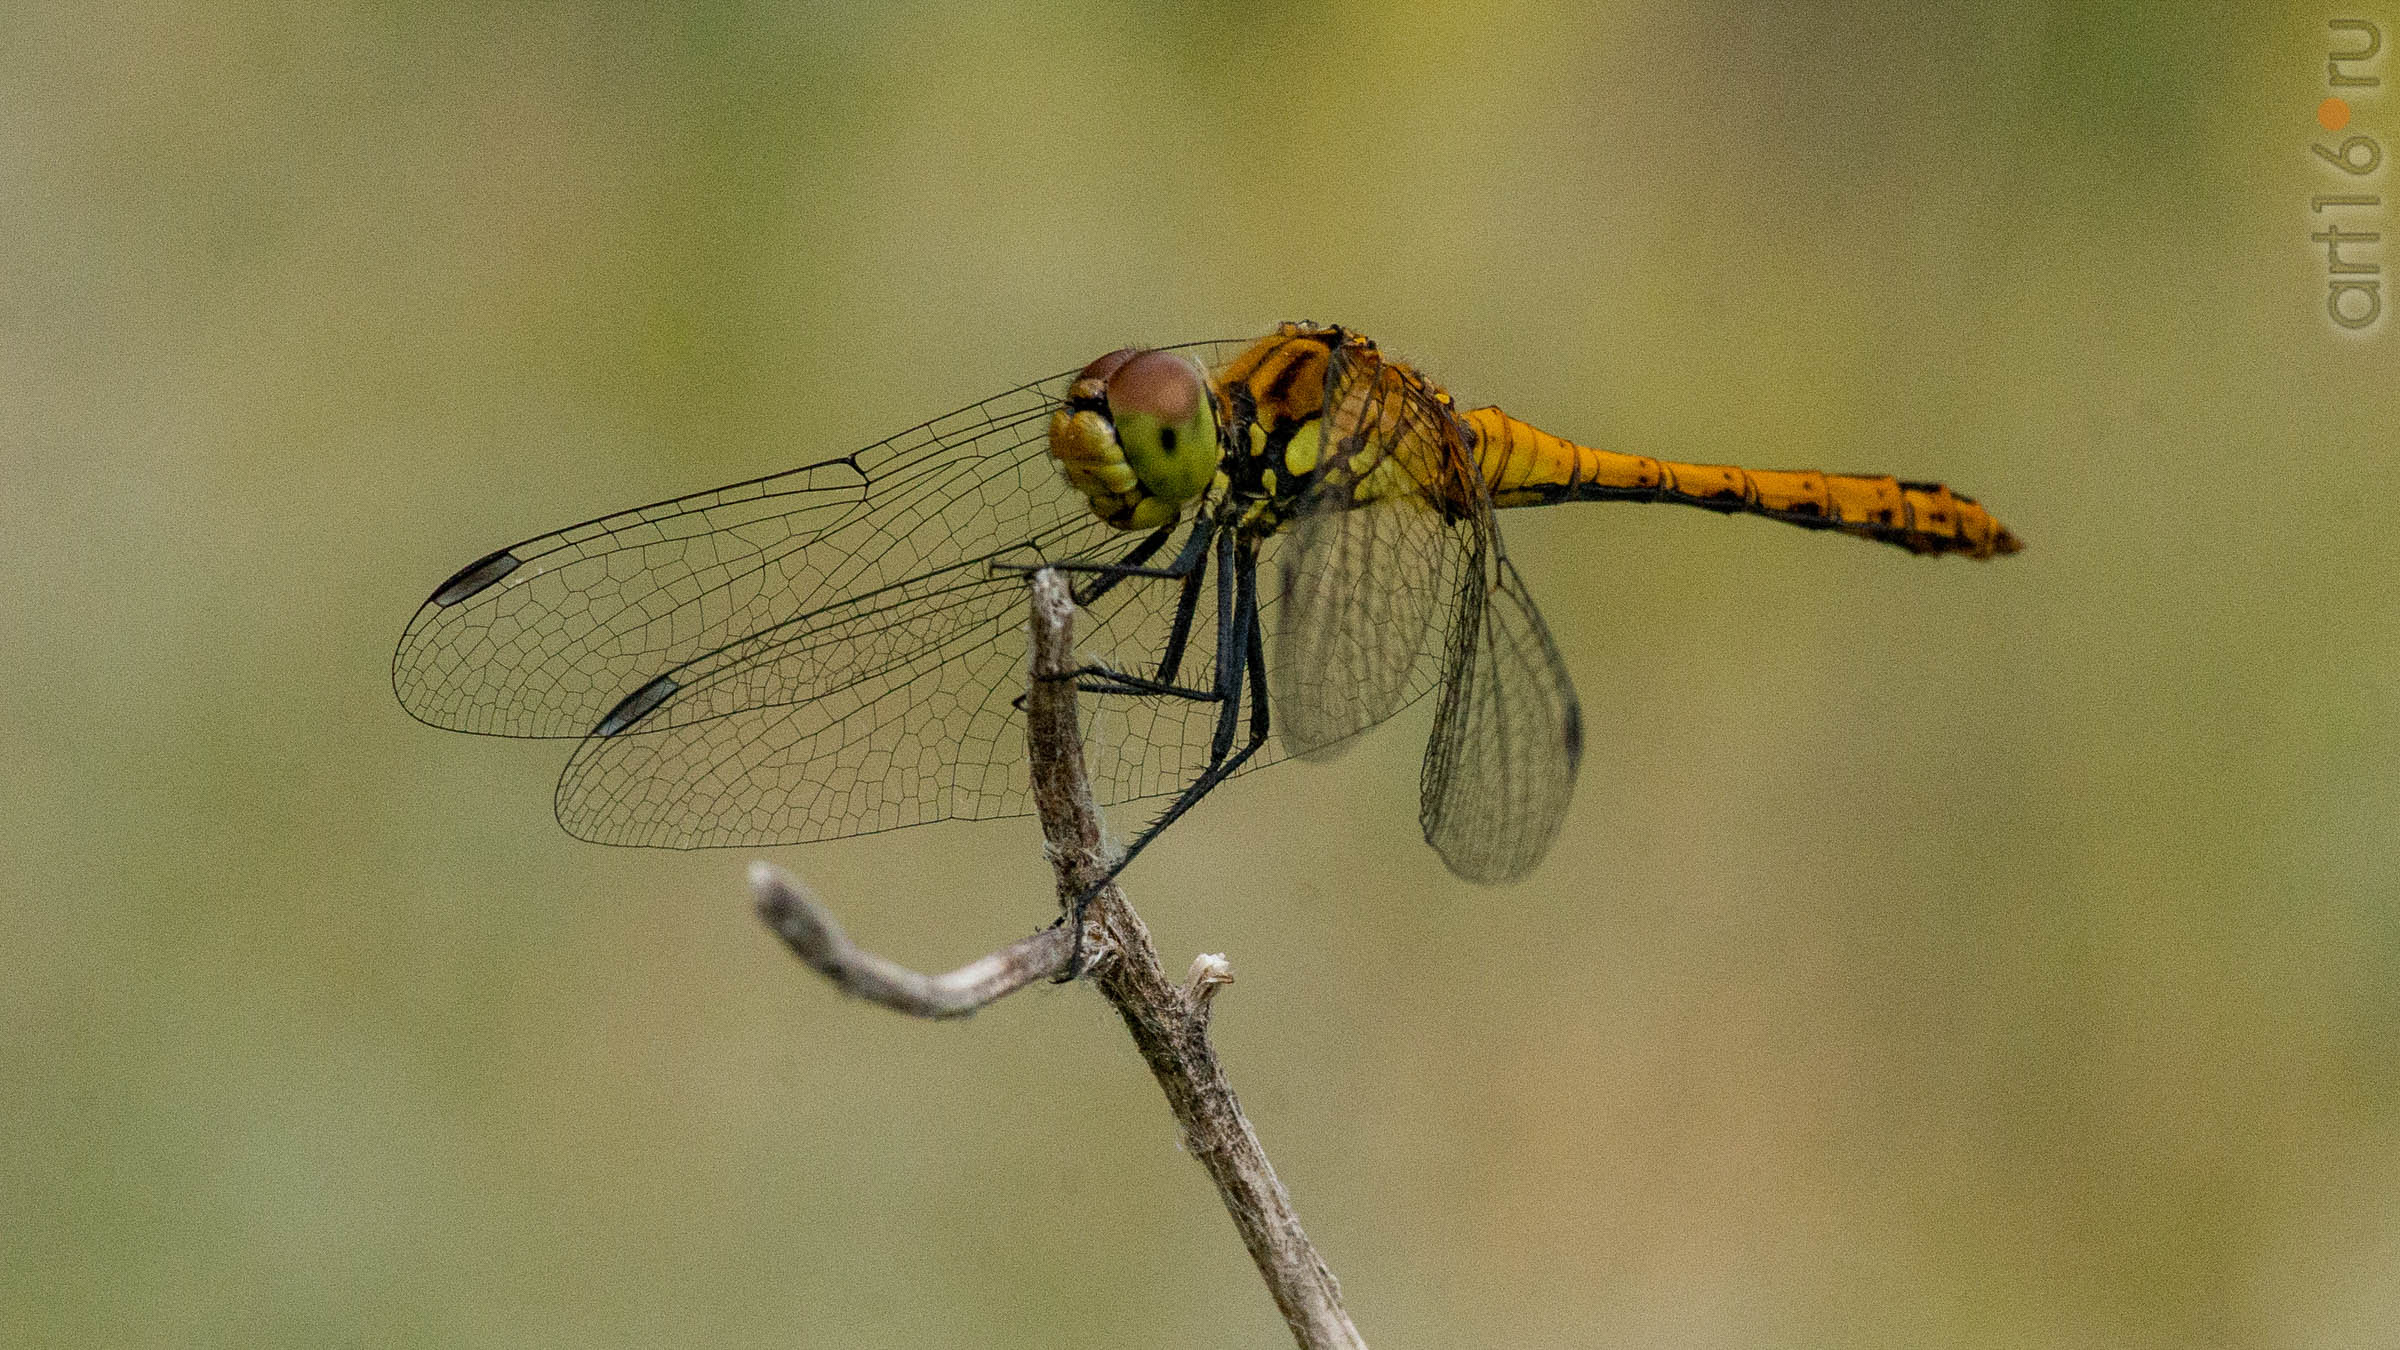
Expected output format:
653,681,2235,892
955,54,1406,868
994,516,1215,605
1066,516,1214,608
1015,515,1219,707
1050,667,1219,701
1144,520,1221,688
1201,525,1248,762
1009,659,1219,713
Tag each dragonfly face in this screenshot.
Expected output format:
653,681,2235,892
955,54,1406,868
1047,347,1223,532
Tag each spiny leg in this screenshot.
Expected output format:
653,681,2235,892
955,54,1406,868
1147,523,1213,688
1045,527,1242,971
1028,516,1220,702
1012,516,1223,709
1061,536,1272,978
1057,543,1214,698
999,519,1201,701
1132,537,1270,833
996,516,1213,600
1069,515,1214,608
992,521,1168,585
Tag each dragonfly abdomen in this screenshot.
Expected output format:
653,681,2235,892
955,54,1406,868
1461,406,2021,559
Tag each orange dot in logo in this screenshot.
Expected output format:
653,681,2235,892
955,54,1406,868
2319,97,2352,131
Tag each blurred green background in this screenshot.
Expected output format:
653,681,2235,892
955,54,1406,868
7,3,2397,1346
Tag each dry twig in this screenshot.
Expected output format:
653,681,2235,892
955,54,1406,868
752,867,1072,1016
753,568,1362,1349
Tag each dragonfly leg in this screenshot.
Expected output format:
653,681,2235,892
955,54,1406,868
1053,667,1218,701
1009,662,1220,712
1039,520,1215,696
994,516,1214,603
1061,537,1271,979
1067,516,1214,607
1019,522,1170,607
1146,527,1212,687
1014,516,1221,708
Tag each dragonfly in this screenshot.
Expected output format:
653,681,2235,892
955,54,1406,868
396,322,2020,900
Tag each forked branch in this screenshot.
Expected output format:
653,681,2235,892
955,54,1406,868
753,569,1362,1350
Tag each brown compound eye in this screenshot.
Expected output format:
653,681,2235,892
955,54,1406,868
1098,350,1216,511
1103,350,1202,424
1077,347,1142,387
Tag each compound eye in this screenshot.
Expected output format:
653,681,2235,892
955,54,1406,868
1077,347,1141,388
1104,350,1202,425
1104,351,1217,508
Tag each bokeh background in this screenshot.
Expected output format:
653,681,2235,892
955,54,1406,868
7,3,2398,1346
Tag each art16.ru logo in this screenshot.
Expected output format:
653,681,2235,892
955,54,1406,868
2313,18,2385,332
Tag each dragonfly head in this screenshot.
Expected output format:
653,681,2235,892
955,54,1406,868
1049,348,1221,531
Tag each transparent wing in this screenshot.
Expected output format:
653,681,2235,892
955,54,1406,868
1265,339,1582,878
1270,342,1474,759
1418,554,1583,882
394,375,1075,739
1273,500,1454,759
395,338,1278,848
550,517,1299,847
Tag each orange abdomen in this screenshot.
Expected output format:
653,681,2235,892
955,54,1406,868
1461,406,2022,559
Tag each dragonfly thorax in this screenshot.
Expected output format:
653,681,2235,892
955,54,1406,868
1047,347,1226,531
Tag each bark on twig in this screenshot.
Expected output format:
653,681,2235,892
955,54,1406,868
1019,570,1361,1349
755,568,1362,1349
751,864,1072,1017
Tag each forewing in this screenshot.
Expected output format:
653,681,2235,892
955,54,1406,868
552,558,1056,846
393,338,1281,847
1419,554,1583,882
393,377,1074,739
